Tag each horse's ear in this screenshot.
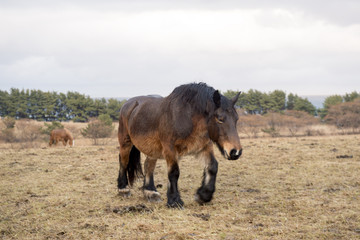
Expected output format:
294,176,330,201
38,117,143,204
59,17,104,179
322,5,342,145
231,91,241,106
213,90,221,108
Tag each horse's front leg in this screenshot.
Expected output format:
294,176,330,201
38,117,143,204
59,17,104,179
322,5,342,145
195,147,218,204
143,157,161,202
163,148,184,208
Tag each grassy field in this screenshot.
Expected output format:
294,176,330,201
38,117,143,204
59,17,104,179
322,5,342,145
0,134,359,239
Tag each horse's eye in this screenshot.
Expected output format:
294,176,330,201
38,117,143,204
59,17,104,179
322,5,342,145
215,116,224,124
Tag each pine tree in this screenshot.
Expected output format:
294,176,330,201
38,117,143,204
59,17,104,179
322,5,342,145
0,90,11,117
106,98,125,120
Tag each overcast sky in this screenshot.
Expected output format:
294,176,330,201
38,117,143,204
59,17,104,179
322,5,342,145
1,0,360,98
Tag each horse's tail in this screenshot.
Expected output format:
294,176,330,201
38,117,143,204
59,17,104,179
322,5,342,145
127,146,143,186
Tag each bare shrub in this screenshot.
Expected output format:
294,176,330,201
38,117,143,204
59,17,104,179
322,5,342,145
262,112,283,137
325,101,360,133
238,111,321,138
261,127,279,137
1,128,16,142
2,116,16,129
238,114,266,138
0,117,17,143
304,128,325,136
283,110,319,136
282,115,303,136
15,120,44,147
81,115,114,145
285,110,319,125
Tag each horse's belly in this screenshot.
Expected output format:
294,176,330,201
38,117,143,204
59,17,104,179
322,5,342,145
131,136,164,159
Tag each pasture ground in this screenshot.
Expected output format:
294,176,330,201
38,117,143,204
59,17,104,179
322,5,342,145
0,134,359,239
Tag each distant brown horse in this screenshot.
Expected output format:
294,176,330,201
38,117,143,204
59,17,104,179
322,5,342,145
117,83,242,208
49,128,74,147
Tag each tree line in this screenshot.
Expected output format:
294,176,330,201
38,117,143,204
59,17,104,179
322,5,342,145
223,89,317,115
0,88,359,121
0,89,125,122
223,89,360,117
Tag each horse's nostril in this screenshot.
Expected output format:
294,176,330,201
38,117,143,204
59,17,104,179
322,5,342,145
229,149,241,160
228,148,242,160
230,149,237,157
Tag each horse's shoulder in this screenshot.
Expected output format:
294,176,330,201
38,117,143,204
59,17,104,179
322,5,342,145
160,101,195,139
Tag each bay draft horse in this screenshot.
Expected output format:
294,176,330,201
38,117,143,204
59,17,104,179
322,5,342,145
49,128,74,147
117,83,242,208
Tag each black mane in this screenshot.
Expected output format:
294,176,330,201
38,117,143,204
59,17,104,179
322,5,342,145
166,82,218,115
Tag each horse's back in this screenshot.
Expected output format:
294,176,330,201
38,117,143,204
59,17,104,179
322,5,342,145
51,129,63,137
120,96,163,129
51,128,71,139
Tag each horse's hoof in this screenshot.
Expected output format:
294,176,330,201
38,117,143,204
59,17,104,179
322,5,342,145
118,188,131,197
144,190,162,202
194,193,211,205
195,187,214,205
166,198,184,209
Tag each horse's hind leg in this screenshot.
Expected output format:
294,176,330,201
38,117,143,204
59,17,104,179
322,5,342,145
143,157,161,202
117,144,132,196
195,144,218,204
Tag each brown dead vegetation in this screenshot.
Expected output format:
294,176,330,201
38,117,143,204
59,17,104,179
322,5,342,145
0,133,359,239
325,101,360,134
237,110,359,138
1,109,359,149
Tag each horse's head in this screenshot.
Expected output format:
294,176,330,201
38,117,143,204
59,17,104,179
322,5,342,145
64,129,74,147
208,90,242,160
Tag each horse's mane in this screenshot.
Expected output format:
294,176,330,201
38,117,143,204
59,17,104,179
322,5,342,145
64,128,73,140
166,82,217,114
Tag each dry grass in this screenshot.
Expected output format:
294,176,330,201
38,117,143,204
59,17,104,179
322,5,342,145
0,134,359,239
238,124,351,139
0,120,118,149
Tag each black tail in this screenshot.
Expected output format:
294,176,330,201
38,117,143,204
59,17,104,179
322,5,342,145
127,146,143,186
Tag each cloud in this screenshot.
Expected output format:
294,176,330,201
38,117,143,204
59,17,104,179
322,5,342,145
2,0,360,24
0,1,360,97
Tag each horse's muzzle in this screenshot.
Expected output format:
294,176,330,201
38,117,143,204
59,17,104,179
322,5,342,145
227,148,242,160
